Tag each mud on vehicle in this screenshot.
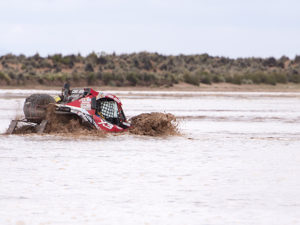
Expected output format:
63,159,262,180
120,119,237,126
7,84,130,134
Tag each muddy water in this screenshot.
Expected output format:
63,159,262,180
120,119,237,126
1,90,300,225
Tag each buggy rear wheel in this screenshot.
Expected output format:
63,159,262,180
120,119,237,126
23,94,55,123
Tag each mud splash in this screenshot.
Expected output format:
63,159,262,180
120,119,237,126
11,105,106,137
129,112,179,136
9,106,178,137
12,124,36,134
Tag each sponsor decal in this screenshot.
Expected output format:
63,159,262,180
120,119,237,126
79,97,91,110
102,123,114,130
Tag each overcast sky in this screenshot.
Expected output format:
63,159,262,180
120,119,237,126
0,0,299,58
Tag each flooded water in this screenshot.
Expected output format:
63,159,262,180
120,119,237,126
0,89,300,225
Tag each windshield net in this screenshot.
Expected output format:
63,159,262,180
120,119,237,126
98,99,118,119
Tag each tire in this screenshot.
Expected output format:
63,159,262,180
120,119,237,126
23,94,55,123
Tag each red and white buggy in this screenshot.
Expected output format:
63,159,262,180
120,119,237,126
7,84,131,134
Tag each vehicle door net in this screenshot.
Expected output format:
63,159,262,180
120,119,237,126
98,99,118,119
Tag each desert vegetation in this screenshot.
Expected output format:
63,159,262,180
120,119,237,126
0,52,300,87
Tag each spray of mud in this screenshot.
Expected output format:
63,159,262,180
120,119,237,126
129,112,179,136
10,105,106,137
45,105,107,137
9,106,179,137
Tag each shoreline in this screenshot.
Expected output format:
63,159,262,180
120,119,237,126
1,83,300,92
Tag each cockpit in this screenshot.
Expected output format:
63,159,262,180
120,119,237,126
96,98,127,128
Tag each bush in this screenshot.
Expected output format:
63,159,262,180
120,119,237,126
273,73,287,83
98,56,107,65
288,73,300,83
51,54,63,64
183,72,199,86
0,72,11,84
212,74,225,83
200,74,211,84
247,73,263,84
86,52,98,65
85,63,94,72
126,73,138,86
263,57,277,67
264,74,277,85
241,79,253,84
231,74,243,85
102,72,115,85
87,72,96,85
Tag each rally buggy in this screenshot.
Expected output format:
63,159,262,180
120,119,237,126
7,84,131,134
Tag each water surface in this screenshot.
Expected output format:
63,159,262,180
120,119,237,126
0,90,300,225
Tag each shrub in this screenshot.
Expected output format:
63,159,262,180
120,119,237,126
288,73,300,83
264,74,277,85
51,54,63,64
247,73,263,84
38,76,45,84
85,63,94,72
200,74,211,84
273,73,287,83
241,79,253,84
126,73,138,86
231,74,243,85
102,72,115,85
114,73,124,83
98,56,107,65
86,52,98,65
263,57,277,67
62,56,75,68
8,71,16,79
212,74,225,83
54,64,62,73
87,72,96,85
0,72,11,83
183,72,199,86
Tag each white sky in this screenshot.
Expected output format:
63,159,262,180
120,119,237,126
0,0,299,58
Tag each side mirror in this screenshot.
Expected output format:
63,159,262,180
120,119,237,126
91,97,97,110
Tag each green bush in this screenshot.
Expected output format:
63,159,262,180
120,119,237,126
247,73,263,84
241,79,253,84
200,74,211,84
288,73,300,83
183,72,199,86
86,52,98,65
273,73,287,84
85,63,94,72
126,73,138,86
212,74,225,83
231,74,243,85
102,72,115,85
0,72,11,83
87,72,96,85
264,74,277,85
